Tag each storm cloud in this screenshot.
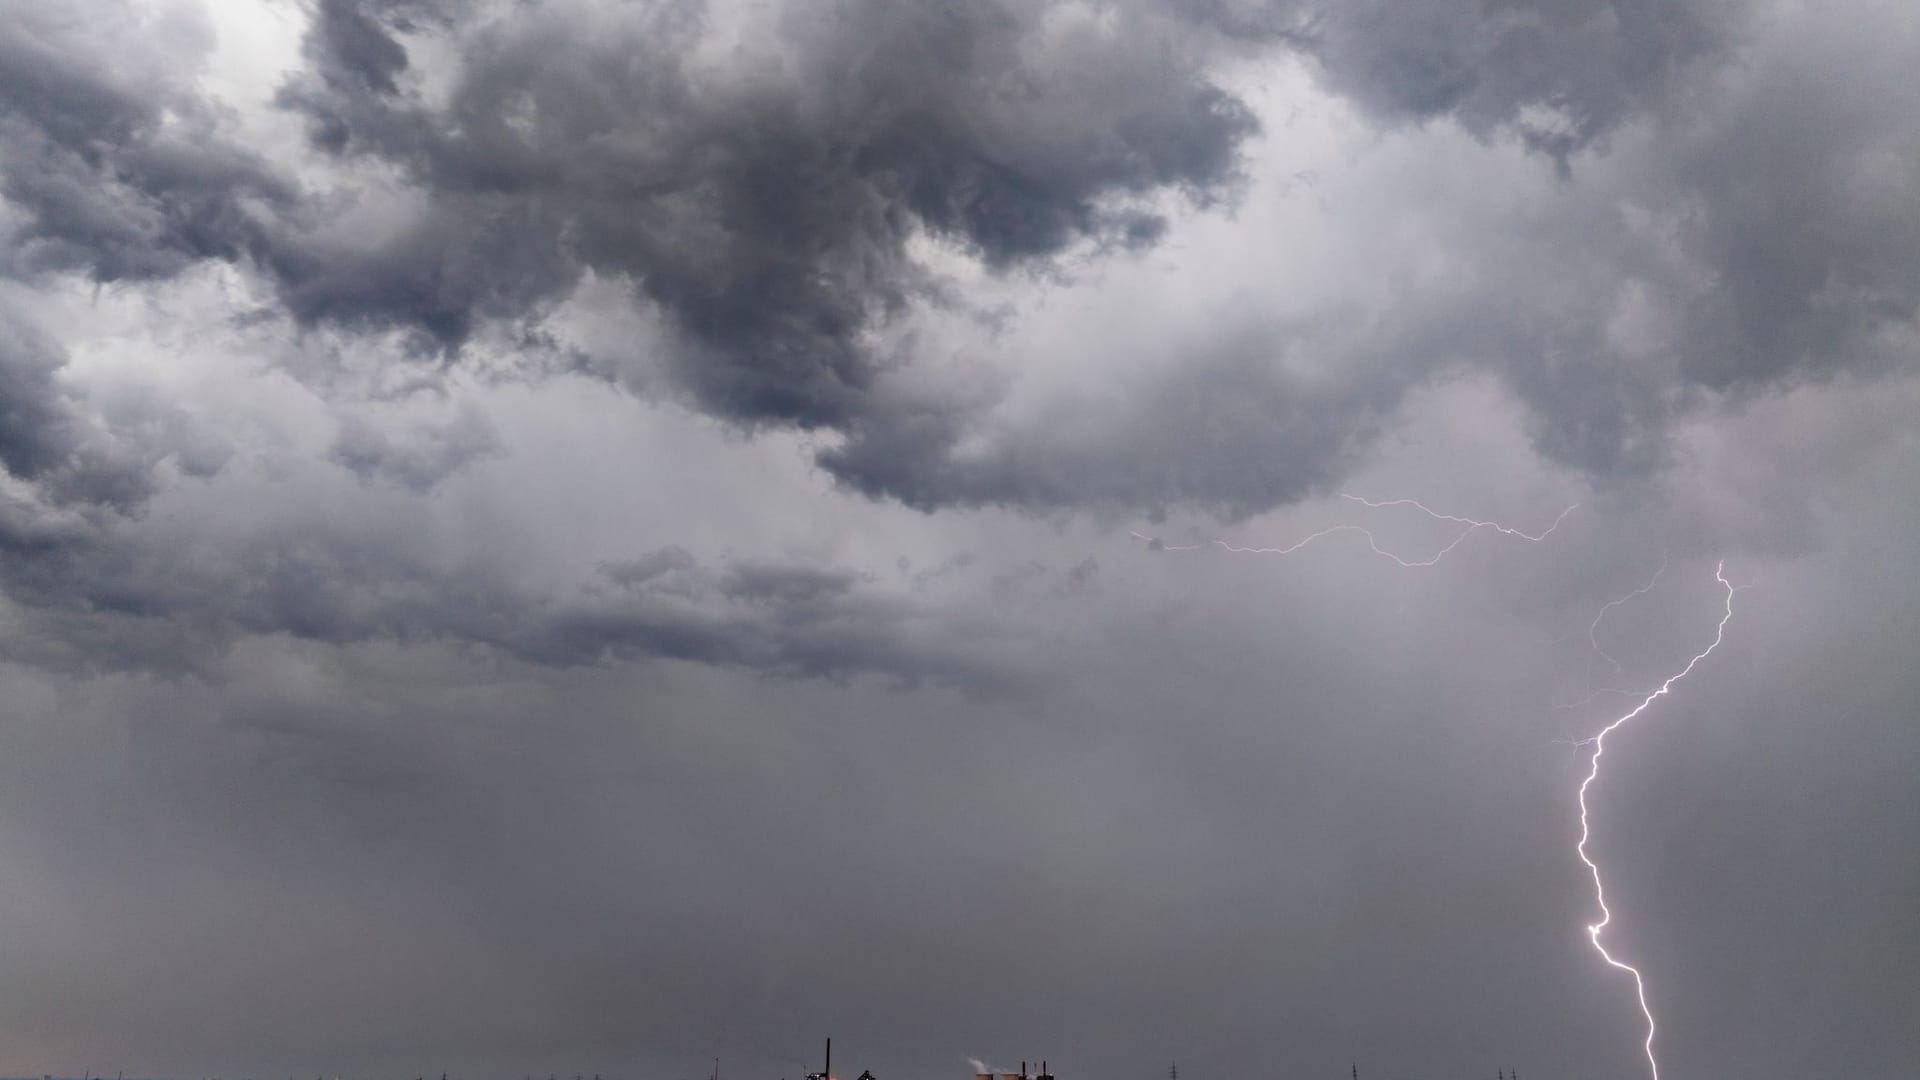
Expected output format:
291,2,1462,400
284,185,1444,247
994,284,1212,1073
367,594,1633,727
274,0,1260,424
0,1,1916,1079
6,0,1915,516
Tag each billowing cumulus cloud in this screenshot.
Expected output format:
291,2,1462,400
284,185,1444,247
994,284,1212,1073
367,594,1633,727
268,0,1259,435
0,0,291,280
5,0,1914,517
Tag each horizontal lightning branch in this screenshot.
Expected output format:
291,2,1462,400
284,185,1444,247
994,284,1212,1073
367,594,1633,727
1130,495,1577,567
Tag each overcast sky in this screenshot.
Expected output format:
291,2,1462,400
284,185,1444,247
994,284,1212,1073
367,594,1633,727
1,1,1916,1078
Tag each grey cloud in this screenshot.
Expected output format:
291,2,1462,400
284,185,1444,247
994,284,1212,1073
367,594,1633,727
329,403,502,491
263,0,1901,516
1493,8,1920,480
262,195,579,352
0,0,1912,526
838,2,1920,510
0,299,208,516
0,301,72,483
0,0,291,282
1664,18,1920,392
599,547,701,590
306,0,418,98
719,562,867,606
1171,0,1729,163
536,555,1015,690
269,0,1256,429
13,0,1900,522
0,513,1018,691
1271,1,1919,483
1291,0,1728,163
819,320,1403,516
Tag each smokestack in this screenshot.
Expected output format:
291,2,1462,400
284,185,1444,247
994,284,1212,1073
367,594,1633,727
825,1039,832,1080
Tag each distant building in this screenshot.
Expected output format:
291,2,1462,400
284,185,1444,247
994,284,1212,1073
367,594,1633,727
975,1058,1053,1080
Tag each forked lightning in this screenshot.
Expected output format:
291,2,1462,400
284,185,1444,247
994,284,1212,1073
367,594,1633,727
1574,560,1738,1080
1137,497,1741,1079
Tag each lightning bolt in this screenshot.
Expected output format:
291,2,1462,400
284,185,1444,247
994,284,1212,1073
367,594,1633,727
1135,497,1747,1076
1574,559,1738,1080
1131,493,1577,566
1133,496,1747,1075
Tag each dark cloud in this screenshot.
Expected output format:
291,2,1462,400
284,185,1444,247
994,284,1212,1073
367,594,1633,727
3,0,1911,694
0,302,73,484
1179,0,1730,162
0,0,1910,728
0,1,291,282
271,0,1257,431
1289,0,1729,163
526,554,1014,687
0,506,1019,690
306,0,418,98
0,299,206,517
8,0,1911,520
837,0,1920,509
